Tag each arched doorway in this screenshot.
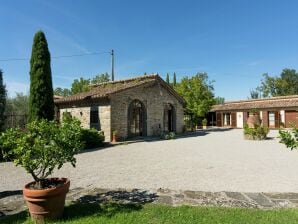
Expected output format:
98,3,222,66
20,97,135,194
164,103,176,132
128,99,147,138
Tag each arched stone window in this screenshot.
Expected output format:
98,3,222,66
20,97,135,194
128,99,147,138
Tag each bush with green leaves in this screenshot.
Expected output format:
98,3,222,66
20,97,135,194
0,117,83,189
160,131,176,140
279,128,298,150
244,124,269,140
202,118,207,126
81,128,105,149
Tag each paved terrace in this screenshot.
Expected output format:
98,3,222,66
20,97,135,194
2,128,298,217
1,129,298,193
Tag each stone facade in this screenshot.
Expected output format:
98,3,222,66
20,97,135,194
110,83,184,140
58,99,112,142
55,75,185,142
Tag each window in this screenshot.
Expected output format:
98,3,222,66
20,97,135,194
90,106,100,130
223,113,231,126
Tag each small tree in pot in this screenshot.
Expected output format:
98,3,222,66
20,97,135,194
0,117,83,221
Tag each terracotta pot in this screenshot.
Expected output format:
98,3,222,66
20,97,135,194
246,113,260,128
112,134,117,143
23,178,70,221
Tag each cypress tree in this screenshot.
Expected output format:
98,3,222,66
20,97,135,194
166,73,170,84
29,31,54,121
173,72,177,86
0,69,6,131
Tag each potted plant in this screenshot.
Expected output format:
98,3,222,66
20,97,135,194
0,117,83,222
202,118,208,129
112,130,118,143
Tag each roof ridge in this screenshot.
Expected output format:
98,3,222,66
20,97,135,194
89,74,158,87
221,95,298,105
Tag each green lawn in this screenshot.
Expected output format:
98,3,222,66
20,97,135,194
2,202,298,224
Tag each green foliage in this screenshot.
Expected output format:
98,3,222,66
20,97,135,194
71,77,91,94
57,73,111,96
174,73,215,123
80,128,105,149
0,69,6,131
244,124,269,140
91,73,110,84
29,31,54,121
166,73,170,84
0,118,83,188
202,118,207,126
173,72,177,86
4,93,29,129
161,131,176,140
279,128,298,150
214,96,225,104
54,87,72,97
257,69,298,97
249,89,260,99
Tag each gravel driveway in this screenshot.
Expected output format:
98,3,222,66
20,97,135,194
1,129,298,193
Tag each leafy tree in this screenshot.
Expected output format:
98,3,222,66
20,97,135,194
173,72,177,86
257,69,298,97
91,73,110,84
71,77,90,94
0,69,6,131
70,73,110,95
144,72,147,76
29,31,54,121
174,73,215,123
54,87,72,97
5,93,29,129
166,73,170,84
0,117,83,188
279,128,298,150
215,96,225,104
249,89,260,99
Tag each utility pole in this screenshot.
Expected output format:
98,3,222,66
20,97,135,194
111,49,114,81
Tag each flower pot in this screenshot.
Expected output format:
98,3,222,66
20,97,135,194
246,113,260,128
112,134,117,143
23,178,70,222
203,125,207,130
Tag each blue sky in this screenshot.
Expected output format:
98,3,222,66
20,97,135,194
1,0,298,100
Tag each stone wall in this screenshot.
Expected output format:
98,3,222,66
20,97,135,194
110,83,184,140
58,99,111,142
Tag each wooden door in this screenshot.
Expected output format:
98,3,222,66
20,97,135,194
285,111,298,128
231,112,237,128
216,112,222,127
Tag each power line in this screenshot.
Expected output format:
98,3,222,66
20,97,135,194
0,51,111,62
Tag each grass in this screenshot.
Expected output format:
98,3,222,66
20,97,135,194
2,202,298,224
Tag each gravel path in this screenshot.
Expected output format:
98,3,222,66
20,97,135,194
1,129,298,193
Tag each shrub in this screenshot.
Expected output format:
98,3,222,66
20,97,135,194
202,118,207,126
80,128,105,149
160,131,176,140
0,118,83,189
279,128,298,150
244,124,269,140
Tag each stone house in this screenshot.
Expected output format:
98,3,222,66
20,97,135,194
54,75,185,141
210,95,298,129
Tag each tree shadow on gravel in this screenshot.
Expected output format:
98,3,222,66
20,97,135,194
1,189,158,223
64,189,158,220
0,190,22,199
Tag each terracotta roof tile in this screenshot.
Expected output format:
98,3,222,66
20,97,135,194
54,74,185,104
211,95,298,111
